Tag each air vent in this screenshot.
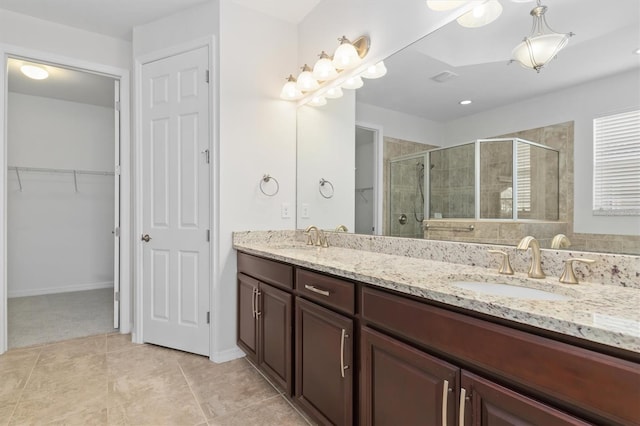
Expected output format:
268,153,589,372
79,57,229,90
431,70,459,83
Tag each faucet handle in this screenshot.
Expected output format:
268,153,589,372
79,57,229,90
559,258,596,284
488,250,514,275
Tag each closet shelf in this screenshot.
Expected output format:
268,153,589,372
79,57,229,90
8,166,115,176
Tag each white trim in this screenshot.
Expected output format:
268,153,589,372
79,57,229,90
210,347,246,364
0,44,132,354
8,281,114,299
132,36,217,356
356,122,384,235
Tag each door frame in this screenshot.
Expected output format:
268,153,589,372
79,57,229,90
133,36,217,358
355,122,384,235
0,44,132,354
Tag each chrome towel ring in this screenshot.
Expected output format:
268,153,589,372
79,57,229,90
260,174,279,196
319,178,334,199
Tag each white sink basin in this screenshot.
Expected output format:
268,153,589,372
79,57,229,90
452,281,571,301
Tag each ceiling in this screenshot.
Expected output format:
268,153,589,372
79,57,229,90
357,0,640,122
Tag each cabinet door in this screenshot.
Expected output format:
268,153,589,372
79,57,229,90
361,326,459,426
258,282,293,396
296,297,353,426
461,371,591,426
237,273,259,361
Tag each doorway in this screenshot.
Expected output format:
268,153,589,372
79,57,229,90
5,57,121,349
355,124,383,235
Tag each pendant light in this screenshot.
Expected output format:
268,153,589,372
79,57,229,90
312,51,338,81
511,0,573,72
279,75,303,100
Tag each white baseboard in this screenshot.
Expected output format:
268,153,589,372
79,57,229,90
210,346,246,364
8,281,114,298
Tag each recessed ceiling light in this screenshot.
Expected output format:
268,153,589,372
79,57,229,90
21,65,49,80
459,100,472,105
634,48,640,55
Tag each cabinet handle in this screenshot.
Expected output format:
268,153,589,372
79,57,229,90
304,284,330,297
255,291,262,316
442,379,449,426
458,387,467,426
251,288,256,318
340,328,349,378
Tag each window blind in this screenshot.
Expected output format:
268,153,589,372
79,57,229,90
593,109,640,215
517,142,531,213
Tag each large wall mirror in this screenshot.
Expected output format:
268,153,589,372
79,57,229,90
297,0,640,254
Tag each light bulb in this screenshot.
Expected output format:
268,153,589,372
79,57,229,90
312,51,338,81
457,0,503,28
279,75,303,100
296,64,319,91
342,75,364,90
333,37,362,70
21,65,49,80
324,87,344,99
308,96,327,107
361,61,387,79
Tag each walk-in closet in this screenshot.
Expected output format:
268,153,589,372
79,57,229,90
6,58,119,348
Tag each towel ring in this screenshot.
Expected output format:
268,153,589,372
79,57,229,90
260,174,279,196
319,178,334,199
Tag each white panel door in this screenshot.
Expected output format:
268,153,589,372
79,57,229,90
141,46,210,356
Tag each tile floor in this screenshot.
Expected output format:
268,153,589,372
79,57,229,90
0,333,310,425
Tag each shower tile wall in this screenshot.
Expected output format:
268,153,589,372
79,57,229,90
479,141,513,219
429,143,475,219
383,137,438,237
390,157,424,238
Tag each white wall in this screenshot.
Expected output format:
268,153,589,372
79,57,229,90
355,128,375,234
7,93,114,297
442,70,640,236
357,101,443,145
217,1,298,361
297,91,356,231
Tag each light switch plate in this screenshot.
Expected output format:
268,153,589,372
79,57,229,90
281,202,291,218
301,203,310,219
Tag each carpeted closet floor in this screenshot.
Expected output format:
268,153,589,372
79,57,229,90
7,288,115,349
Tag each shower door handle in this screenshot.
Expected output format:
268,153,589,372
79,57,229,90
141,234,152,242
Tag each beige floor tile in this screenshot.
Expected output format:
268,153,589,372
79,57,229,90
29,353,107,385
108,364,187,408
106,334,138,353
21,367,107,403
208,395,309,426
47,407,108,426
107,384,206,426
0,348,40,373
37,335,107,365
0,401,17,426
107,344,183,378
0,368,31,405
9,389,107,425
191,364,280,420
178,355,248,385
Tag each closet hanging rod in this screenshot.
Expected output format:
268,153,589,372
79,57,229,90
8,166,115,176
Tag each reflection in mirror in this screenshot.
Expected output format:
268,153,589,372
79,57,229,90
296,0,640,254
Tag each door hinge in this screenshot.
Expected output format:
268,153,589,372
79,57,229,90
206,229,210,242
114,291,120,302
205,70,210,83
114,226,120,237
201,149,210,164
115,101,120,111
206,311,210,324
115,165,121,175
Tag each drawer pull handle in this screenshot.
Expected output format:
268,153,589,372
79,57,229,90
442,379,449,426
458,387,467,426
305,284,330,297
255,291,262,316
340,328,349,378
251,288,257,318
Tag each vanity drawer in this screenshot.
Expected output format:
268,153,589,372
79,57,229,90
237,252,293,290
295,268,355,315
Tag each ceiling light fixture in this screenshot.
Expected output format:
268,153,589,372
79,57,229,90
456,0,503,28
280,34,379,106
459,99,472,105
511,0,574,73
21,64,49,80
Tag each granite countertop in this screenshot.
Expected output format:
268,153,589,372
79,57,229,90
234,239,640,354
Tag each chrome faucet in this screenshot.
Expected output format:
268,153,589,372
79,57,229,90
304,225,328,247
335,224,348,232
517,236,545,278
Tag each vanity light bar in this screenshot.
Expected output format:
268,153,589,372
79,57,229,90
280,34,387,106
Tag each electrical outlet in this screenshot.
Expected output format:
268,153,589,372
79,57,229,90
281,202,291,218
301,203,310,219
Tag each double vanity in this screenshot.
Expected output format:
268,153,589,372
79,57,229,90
233,230,639,426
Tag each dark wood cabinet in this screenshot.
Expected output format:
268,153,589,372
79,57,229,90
461,371,590,426
296,296,354,426
237,253,294,396
361,326,459,426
